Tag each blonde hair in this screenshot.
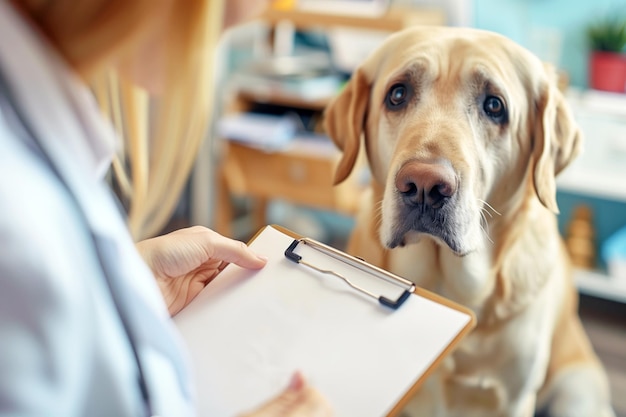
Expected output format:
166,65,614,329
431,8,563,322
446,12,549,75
16,0,224,239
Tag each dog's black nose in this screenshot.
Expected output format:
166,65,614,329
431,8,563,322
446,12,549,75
395,161,457,209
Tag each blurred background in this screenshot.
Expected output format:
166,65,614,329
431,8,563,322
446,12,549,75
162,2,626,414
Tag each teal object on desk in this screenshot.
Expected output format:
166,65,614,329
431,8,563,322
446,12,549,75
602,226,626,260
601,225,626,280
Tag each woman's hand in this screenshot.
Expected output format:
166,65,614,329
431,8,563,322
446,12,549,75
240,372,334,417
136,226,267,316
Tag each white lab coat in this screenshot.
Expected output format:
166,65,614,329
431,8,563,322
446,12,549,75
0,1,195,416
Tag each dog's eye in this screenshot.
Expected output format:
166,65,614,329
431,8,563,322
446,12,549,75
386,84,408,108
483,96,505,120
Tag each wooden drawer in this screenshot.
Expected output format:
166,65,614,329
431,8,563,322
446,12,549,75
222,141,363,214
225,142,338,208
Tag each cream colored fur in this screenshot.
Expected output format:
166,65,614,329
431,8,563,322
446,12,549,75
324,27,615,417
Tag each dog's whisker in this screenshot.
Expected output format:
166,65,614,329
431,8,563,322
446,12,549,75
478,208,494,244
375,214,383,230
373,200,384,228
478,199,501,217
479,209,488,228
479,222,494,244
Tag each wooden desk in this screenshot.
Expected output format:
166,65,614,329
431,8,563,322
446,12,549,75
214,139,366,238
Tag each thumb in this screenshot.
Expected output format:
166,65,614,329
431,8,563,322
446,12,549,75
239,372,305,417
205,230,268,270
239,372,333,417
287,371,306,391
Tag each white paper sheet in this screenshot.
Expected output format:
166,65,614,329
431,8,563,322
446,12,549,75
173,226,473,417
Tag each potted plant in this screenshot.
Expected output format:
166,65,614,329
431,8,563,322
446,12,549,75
587,15,626,93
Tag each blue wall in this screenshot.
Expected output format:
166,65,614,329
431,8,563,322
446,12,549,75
473,0,626,88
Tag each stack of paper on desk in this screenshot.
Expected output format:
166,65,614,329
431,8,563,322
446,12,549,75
173,225,475,417
217,113,298,151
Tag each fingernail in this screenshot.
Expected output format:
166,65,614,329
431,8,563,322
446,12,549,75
256,254,268,262
288,371,305,391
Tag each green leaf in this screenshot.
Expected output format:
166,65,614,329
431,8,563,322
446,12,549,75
587,16,626,52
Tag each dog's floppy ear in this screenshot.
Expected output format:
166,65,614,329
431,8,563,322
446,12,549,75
532,75,582,213
324,68,370,185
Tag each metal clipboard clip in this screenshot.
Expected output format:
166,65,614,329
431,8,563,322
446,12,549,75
284,238,416,310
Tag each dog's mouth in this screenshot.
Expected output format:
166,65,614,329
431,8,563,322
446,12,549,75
385,202,468,256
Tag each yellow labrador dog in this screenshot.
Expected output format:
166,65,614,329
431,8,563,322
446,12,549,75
324,26,615,417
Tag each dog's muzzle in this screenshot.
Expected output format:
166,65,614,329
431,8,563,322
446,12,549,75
388,160,463,253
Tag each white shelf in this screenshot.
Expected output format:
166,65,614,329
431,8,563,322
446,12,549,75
557,167,626,203
559,89,626,202
575,268,626,304
560,90,626,304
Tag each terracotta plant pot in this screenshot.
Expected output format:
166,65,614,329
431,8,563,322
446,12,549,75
589,51,626,93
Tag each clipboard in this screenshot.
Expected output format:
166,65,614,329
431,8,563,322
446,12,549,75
173,225,476,417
